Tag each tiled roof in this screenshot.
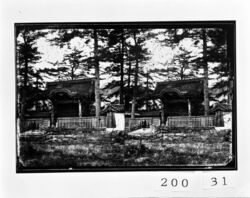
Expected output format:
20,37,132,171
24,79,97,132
47,78,95,98
154,78,204,98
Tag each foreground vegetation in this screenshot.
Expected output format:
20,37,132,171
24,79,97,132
17,127,232,170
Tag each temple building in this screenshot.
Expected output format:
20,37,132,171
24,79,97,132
47,78,95,125
23,77,214,129
154,78,205,123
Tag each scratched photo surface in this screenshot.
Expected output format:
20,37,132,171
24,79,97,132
16,22,236,172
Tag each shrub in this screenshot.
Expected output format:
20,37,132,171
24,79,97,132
124,144,150,158
112,131,129,144
223,130,232,142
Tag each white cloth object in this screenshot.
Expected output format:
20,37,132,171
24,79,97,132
223,112,232,129
215,112,232,130
114,113,125,131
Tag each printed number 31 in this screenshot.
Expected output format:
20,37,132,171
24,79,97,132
211,177,227,186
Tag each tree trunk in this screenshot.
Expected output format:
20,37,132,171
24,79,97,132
93,29,101,120
119,31,125,104
131,98,136,119
71,67,74,80
20,92,26,132
20,31,29,132
146,71,149,111
125,58,131,111
202,29,209,116
50,101,55,127
180,66,184,80
226,29,233,106
131,32,139,119
23,31,29,89
20,60,28,132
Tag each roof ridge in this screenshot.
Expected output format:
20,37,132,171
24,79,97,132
157,77,204,84
47,78,95,85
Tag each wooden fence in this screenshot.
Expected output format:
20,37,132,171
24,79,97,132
22,118,50,131
166,116,214,127
126,117,161,129
22,116,214,131
57,117,106,129
58,116,160,130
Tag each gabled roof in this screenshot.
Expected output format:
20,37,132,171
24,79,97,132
47,78,95,98
154,78,204,99
102,104,124,113
209,103,231,113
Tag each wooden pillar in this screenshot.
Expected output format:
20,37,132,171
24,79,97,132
188,99,191,116
161,102,165,125
51,106,55,127
78,99,82,117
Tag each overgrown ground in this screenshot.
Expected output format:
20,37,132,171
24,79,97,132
17,127,232,170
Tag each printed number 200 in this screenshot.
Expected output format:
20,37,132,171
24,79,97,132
161,178,188,187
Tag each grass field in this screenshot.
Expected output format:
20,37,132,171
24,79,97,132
17,127,232,170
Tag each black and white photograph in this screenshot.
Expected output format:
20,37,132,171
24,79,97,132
15,22,236,172
3,0,250,197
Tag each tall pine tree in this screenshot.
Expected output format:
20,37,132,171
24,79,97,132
16,27,47,131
